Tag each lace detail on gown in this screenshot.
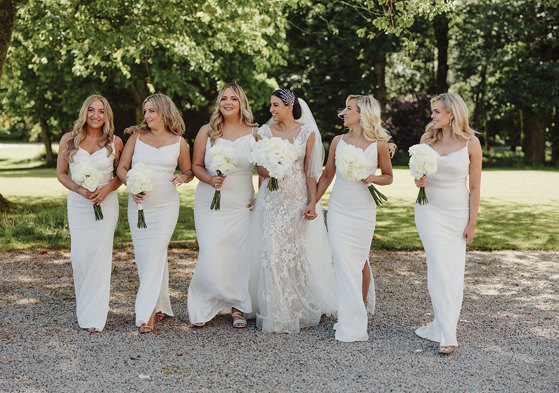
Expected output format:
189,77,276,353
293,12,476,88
255,124,321,333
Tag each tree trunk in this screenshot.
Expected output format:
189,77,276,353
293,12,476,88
550,107,559,163
433,13,449,93
38,118,55,165
522,108,547,163
0,0,17,81
371,54,387,112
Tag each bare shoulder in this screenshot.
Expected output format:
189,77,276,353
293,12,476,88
59,132,73,143
179,137,190,150
114,135,124,147
468,135,482,152
331,134,342,147
419,133,429,144
198,124,211,136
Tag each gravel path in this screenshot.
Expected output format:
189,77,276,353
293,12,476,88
1,249,557,393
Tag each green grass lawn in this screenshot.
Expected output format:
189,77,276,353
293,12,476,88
1,144,558,251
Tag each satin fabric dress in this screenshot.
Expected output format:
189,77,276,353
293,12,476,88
128,136,181,326
68,139,119,331
187,134,254,324
414,141,470,347
328,137,377,342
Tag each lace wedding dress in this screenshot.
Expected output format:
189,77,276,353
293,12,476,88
253,124,323,333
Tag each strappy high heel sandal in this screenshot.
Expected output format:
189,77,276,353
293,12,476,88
139,312,155,334
232,311,247,328
439,346,453,355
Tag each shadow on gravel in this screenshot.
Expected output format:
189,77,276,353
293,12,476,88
1,249,558,392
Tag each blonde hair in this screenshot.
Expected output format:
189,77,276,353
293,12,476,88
422,93,477,145
65,95,114,162
345,95,396,156
208,83,257,145
125,94,185,136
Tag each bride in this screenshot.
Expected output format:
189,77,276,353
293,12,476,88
249,88,336,333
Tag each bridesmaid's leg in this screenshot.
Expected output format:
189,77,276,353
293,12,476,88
362,262,371,307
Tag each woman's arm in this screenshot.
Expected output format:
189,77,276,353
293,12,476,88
56,132,92,199
302,132,318,220
362,141,393,186
90,136,124,205
116,133,143,202
191,125,224,189
316,135,341,201
172,137,194,186
464,136,482,245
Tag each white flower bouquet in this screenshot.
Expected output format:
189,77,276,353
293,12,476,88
408,143,439,205
336,144,387,206
207,144,237,210
126,162,154,228
251,137,297,191
71,157,104,220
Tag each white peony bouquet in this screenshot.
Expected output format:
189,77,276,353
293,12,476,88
408,143,439,205
250,137,297,191
126,162,154,228
71,157,104,220
207,144,237,210
336,144,387,206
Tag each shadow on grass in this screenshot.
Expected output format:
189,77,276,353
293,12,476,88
0,193,197,251
1,194,558,251
371,198,558,251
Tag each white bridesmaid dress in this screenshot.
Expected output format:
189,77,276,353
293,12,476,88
68,139,119,331
327,137,377,342
414,141,470,347
187,134,254,324
128,136,181,326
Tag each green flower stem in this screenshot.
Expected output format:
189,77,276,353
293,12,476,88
93,204,104,221
268,177,278,191
367,184,388,207
416,187,429,205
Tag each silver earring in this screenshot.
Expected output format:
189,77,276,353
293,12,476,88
449,118,454,126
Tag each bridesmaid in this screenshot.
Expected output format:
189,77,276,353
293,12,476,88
188,83,257,328
316,95,394,342
117,94,193,333
56,95,123,332
414,92,481,354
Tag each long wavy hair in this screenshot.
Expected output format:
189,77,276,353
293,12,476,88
65,95,114,162
422,93,477,145
125,94,185,136
208,83,257,145
344,95,396,156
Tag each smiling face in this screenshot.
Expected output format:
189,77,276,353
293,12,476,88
86,99,106,130
269,95,291,123
431,100,453,130
342,99,361,128
219,87,240,118
143,100,164,130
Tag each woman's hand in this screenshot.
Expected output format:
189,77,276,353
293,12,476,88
302,203,317,220
414,175,427,188
90,184,111,205
131,193,145,204
463,223,476,245
171,171,193,187
211,175,226,189
76,186,92,200
361,174,376,185
256,165,270,179
247,197,256,210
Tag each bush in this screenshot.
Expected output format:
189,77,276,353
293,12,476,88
384,91,431,156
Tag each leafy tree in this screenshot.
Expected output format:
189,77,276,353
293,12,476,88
452,0,559,163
